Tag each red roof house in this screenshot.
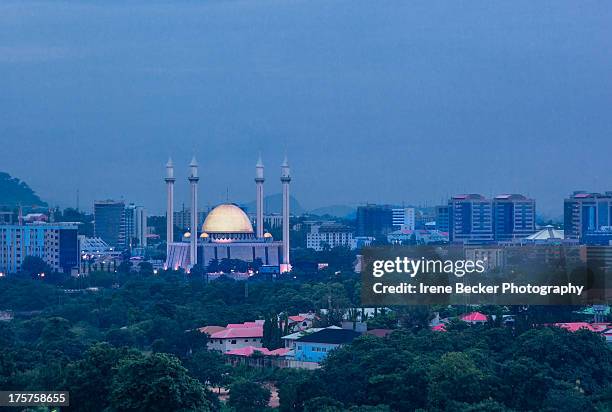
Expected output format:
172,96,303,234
460,312,488,323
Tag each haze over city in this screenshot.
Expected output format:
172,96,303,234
1,0,610,215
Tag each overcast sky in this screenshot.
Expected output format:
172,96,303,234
1,1,610,216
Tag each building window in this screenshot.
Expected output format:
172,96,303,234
231,340,236,345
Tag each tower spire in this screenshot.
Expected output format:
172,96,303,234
255,153,265,238
188,156,199,269
164,157,176,269
280,156,291,272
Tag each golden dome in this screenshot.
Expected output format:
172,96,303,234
202,204,254,234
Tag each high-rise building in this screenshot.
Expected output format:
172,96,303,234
0,223,79,274
448,194,494,244
124,204,147,248
356,205,394,238
94,200,125,249
173,208,207,231
392,207,416,230
493,194,536,241
435,205,450,232
564,191,612,242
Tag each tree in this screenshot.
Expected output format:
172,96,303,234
63,343,131,411
117,261,132,274
109,353,212,412
227,380,270,412
427,352,490,409
262,314,286,350
138,262,154,275
185,349,228,388
20,256,51,277
303,396,344,412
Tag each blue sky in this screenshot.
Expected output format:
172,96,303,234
0,1,610,216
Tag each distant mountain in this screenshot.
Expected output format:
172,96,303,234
0,172,47,208
308,205,356,219
242,193,304,215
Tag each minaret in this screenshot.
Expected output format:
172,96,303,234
255,154,265,238
188,156,199,268
280,156,291,272
165,158,176,262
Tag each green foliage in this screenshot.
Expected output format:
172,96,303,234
278,326,612,411
109,352,213,412
185,349,229,388
262,313,289,350
0,172,47,207
227,379,271,412
303,396,344,412
2,268,612,411
20,256,52,277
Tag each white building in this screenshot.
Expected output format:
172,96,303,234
205,321,264,353
392,207,416,230
306,222,354,251
124,204,147,248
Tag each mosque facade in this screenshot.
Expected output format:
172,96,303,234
164,155,291,273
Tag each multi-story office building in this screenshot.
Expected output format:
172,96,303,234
174,207,207,231
392,207,416,230
564,191,612,242
0,212,14,225
0,223,79,274
493,194,536,241
448,194,494,244
306,223,354,251
124,204,147,248
448,193,536,244
435,205,450,233
94,200,125,249
249,213,284,230
356,205,394,239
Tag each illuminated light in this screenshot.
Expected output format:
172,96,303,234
153,269,158,275
0,272,4,277
184,232,191,238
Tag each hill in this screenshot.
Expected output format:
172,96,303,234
241,193,304,215
308,204,356,219
0,172,47,208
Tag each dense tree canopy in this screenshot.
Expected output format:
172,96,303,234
1,266,612,411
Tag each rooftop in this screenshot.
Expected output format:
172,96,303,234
225,346,291,357
295,328,362,344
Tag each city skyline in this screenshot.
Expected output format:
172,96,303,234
1,1,611,216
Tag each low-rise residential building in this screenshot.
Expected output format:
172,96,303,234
293,328,362,363
459,311,488,324
281,327,341,350
287,313,316,332
554,322,612,344
205,321,264,352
